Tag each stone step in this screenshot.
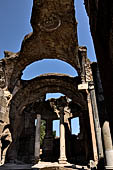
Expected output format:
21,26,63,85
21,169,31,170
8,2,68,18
0,163,90,170
0,164,38,170
0,169,37,170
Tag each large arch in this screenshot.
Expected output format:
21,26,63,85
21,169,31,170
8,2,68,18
6,73,87,162
5,0,80,91
10,73,86,120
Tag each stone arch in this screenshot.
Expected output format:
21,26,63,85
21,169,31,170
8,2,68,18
6,73,87,162
7,42,80,91
5,0,80,91
10,73,86,120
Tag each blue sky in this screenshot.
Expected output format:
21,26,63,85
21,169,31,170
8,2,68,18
0,0,96,136
0,0,96,60
0,0,33,58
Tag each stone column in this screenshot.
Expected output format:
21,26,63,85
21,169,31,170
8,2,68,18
102,121,113,169
91,63,113,169
59,108,67,164
89,82,104,160
43,119,53,161
46,119,53,138
79,114,89,161
29,116,35,162
35,114,41,163
0,136,2,164
87,92,98,164
64,117,71,160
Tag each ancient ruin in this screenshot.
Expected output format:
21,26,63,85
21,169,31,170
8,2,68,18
0,0,113,170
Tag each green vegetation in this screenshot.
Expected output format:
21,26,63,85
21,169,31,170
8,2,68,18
40,120,46,147
53,130,56,138
40,120,56,147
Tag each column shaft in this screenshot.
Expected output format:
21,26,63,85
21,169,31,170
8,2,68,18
46,119,53,137
90,87,104,159
35,114,41,162
59,110,67,164
102,121,113,169
87,92,98,163
0,138,1,164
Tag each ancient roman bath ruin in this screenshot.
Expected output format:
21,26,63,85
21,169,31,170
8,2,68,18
0,0,113,170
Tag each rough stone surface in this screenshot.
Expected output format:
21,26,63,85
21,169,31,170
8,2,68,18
3,0,79,91
84,0,113,139
0,0,111,169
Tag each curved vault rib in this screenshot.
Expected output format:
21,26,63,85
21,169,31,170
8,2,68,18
10,73,86,121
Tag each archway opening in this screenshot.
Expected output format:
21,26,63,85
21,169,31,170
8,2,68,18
53,120,60,137
71,117,80,135
46,92,64,137
9,77,86,164
21,59,78,80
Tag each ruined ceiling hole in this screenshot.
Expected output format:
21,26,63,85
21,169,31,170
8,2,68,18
46,93,64,101
21,59,78,80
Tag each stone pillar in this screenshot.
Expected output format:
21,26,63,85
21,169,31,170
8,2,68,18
89,82,104,160
79,114,89,161
35,114,41,163
91,63,113,169
64,117,71,160
102,121,113,170
59,108,67,164
0,136,2,164
43,119,53,161
87,92,98,164
46,119,53,138
29,116,35,162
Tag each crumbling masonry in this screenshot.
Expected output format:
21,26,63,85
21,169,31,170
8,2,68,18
0,0,113,170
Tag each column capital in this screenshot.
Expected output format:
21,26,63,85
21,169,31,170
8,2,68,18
36,114,41,118
88,81,95,90
59,106,64,112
